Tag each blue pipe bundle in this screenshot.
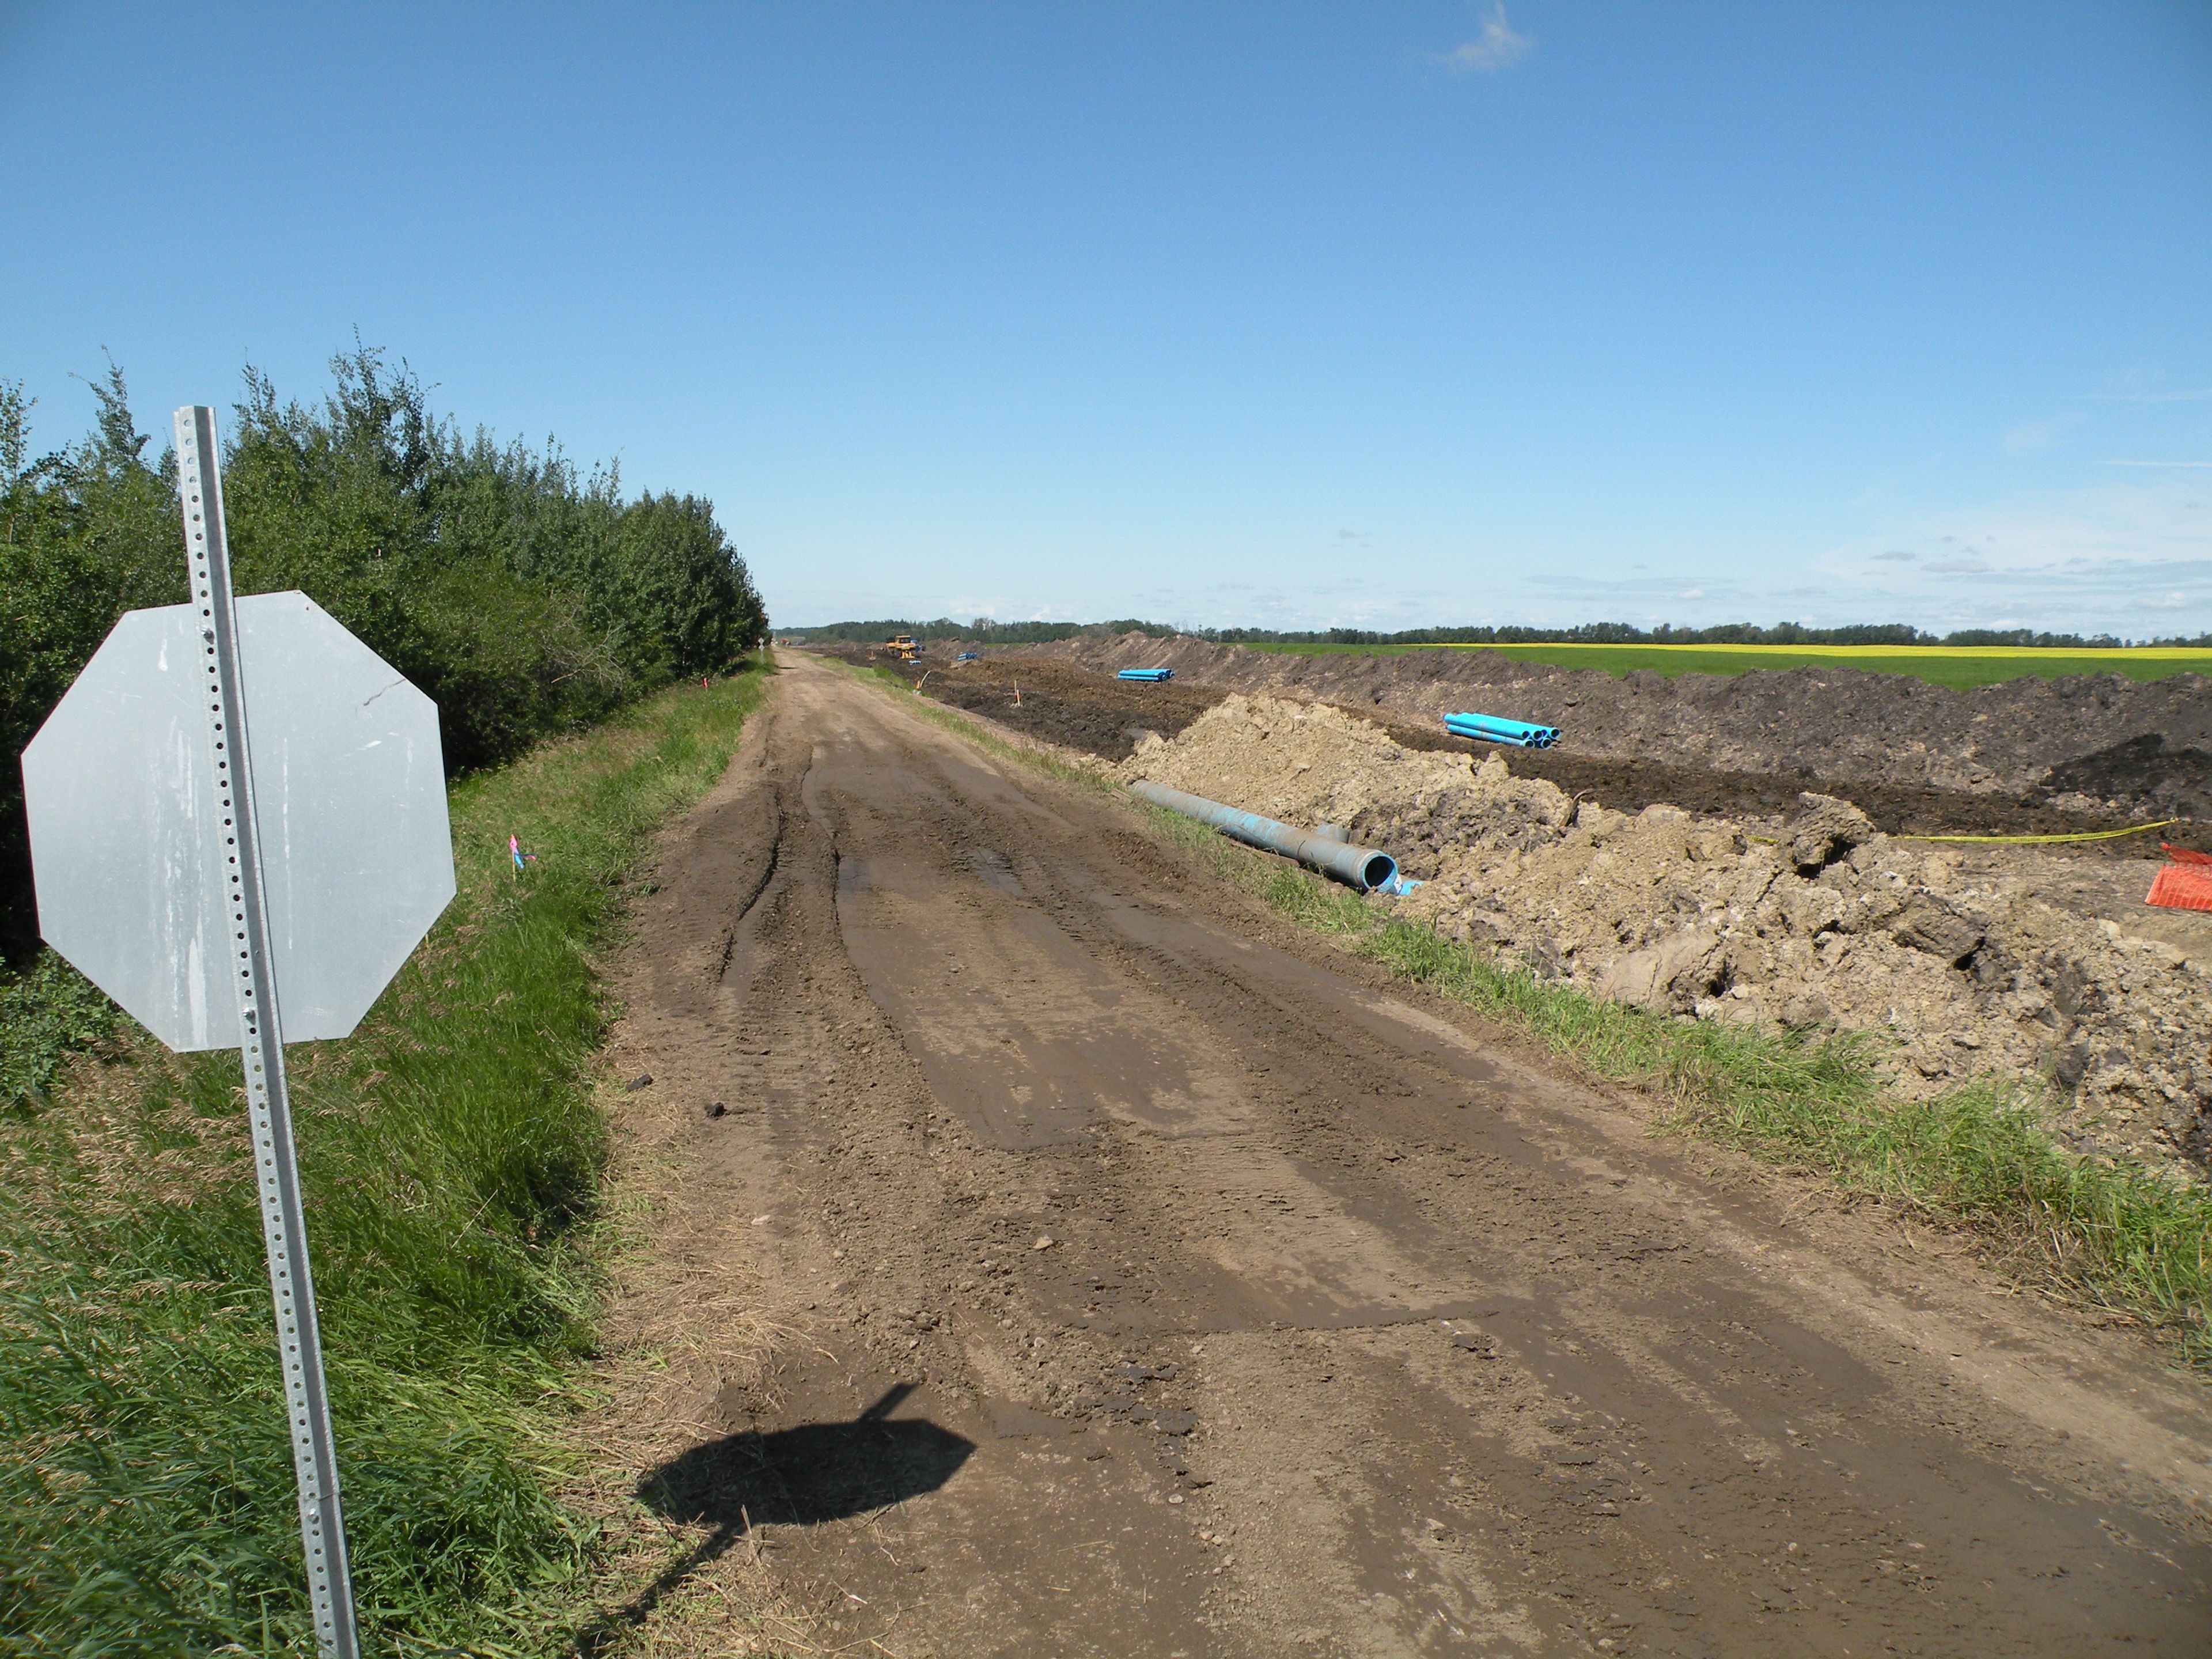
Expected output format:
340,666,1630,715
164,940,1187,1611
1117,667,1175,682
1130,782,1397,892
1444,711,1560,748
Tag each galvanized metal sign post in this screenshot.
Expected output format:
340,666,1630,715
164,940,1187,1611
176,406,356,1657
19,408,459,1659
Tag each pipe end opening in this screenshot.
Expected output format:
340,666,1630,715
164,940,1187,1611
1360,853,1397,892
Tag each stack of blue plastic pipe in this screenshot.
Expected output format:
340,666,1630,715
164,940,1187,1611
1117,667,1175,682
1444,711,1560,748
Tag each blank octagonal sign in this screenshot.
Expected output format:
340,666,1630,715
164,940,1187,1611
21,592,455,1052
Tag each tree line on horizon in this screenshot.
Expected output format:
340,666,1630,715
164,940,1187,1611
1,347,768,966
790,616,2210,649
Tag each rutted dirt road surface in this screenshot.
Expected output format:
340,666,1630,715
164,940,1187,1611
604,653,2212,1657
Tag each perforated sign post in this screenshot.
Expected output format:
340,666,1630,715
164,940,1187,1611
18,408,458,1659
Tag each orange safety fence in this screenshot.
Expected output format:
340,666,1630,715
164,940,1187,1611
2146,843,2212,912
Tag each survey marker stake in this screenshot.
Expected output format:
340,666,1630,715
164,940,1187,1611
175,407,361,1659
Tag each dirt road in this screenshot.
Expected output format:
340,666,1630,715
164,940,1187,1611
600,653,2212,1657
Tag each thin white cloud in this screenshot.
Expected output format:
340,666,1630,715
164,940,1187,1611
1442,3,1531,73
2100,460,2212,468
2003,415,2081,453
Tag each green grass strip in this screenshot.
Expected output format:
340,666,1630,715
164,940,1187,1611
0,660,770,1656
1243,640,2210,688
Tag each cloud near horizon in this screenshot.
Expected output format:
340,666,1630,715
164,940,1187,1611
1442,3,1531,74
1816,474,2210,632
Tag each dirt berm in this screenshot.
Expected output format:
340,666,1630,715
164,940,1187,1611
1031,632,2212,820
1119,695,2212,1179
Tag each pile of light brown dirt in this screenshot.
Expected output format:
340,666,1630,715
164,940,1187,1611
1121,694,2212,1180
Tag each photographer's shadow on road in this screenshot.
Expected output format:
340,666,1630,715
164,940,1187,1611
577,1382,973,1653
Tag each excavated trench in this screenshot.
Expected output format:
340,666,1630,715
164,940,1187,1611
840,645,2202,855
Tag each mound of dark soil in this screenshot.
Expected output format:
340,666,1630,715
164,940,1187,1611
1376,719,2177,856
2043,734,2212,822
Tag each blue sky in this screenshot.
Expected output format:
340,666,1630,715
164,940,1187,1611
3,2,2208,635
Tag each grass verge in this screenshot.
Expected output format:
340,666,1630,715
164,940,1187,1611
1139,802,2212,1366
0,660,770,1656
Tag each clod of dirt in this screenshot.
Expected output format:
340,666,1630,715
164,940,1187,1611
1892,899,1985,967
1786,793,1877,874
704,1101,728,1119
626,1073,653,1091
1591,925,1724,1015
1124,692,2212,1179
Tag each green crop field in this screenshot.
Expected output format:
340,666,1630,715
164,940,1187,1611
1243,640,2212,690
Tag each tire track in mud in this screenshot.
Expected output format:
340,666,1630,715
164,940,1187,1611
600,655,2212,1657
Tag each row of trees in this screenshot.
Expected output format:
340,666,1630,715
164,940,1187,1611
1,347,767,964
796,618,2207,650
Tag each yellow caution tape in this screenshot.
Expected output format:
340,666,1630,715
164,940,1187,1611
1892,819,2179,846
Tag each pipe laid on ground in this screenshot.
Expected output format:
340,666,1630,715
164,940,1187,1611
1444,711,1560,748
1131,781,1397,892
1117,667,1175,682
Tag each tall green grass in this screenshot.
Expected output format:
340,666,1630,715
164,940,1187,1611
0,661,770,1655
1131,798,2212,1366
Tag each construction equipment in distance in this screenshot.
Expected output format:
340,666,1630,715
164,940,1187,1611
878,634,922,662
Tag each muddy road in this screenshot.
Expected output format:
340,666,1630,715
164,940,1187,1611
601,653,2212,1657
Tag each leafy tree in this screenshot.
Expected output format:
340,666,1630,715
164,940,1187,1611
1,348,766,965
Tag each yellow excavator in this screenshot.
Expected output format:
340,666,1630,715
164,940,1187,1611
878,633,922,662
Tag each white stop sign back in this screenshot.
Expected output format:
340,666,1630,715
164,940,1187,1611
21,592,456,1051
